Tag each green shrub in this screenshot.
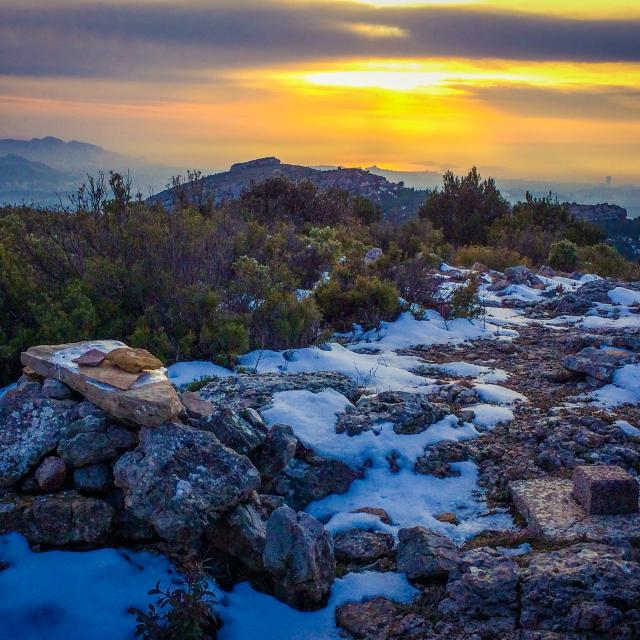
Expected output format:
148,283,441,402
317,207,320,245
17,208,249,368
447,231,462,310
577,243,638,279
548,240,578,272
315,270,400,331
453,245,529,271
447,276,483,320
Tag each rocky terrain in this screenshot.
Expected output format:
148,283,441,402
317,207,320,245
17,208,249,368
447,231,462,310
0,265,639,639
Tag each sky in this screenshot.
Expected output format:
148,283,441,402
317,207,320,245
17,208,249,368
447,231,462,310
0,0,639,182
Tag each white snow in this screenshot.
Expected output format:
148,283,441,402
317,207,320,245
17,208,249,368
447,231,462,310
615,420,640,437
474,383,527,405
587,364,640,408
352,311,517,352
218,571,417,640
425,361,509,383
608,287,640,306
167,360,235,388
0,533,175,640
466,403,515,429
239,342,435,392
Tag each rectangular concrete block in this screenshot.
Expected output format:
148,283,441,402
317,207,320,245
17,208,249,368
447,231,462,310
572,465,639,516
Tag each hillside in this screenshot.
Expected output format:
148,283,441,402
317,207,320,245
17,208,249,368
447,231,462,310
149,157,426,221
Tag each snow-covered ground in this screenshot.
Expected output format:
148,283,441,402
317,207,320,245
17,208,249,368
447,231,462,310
2,266,639,639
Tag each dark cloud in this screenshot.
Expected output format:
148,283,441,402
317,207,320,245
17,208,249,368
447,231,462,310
471,86,640,121
0,1,639,80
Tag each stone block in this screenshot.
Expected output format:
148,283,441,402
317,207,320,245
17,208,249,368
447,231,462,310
572,465,639,515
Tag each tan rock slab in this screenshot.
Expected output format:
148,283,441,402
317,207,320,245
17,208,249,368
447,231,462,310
21,340,183,427
510,477,640,543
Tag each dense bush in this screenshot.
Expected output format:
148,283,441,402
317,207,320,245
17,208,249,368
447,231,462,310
418,168,510,245
314,268,401,332
578,243,639,279
453,245,529,271
548,240,578,272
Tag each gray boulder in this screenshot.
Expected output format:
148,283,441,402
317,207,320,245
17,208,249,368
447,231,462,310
22,491,114,546
58,415,137,467
563,346,637,384
252,424,298,484
42,378,72,400
505,265,532,284
0,379,78,488
397,526,459,581
333,529,394,566
74,463,114,496
520,543,640,635
263,506,335,609
198,407,268,456
113,422,261,543
206,501,267,573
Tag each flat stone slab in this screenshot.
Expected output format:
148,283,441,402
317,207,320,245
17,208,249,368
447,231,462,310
510,477,640,543
22,341,183,427
572,465,639,515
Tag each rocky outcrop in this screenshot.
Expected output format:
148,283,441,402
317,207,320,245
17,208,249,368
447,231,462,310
397,526,459,581
0,378,78,488
113,422,261,543
520,543,640,635
337,390,449,436
333,529,395,567
21,341,183,426
263,506,335,609
563,346,638,385
198,407,267,456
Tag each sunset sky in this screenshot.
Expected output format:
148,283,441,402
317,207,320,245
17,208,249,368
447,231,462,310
1,0,639,181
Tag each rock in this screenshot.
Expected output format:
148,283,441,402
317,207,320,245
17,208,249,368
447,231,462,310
351,507,392,525
113,422,261,542
270,455,361,510
333,529,394,565
505,265,532,284
198,407,267,456
562,346,637,384
263,506,335,609
520,543,640,635
538,265,556,277
73,463,114,496
337,391,449,436
180,390,215,419
253,424,298,484
336,597,404,639
104,347,163,374
0,380,78,488
22,491,114,546
34,456,67,491
397,526,459,581
439,547,520,635
206,501,267,573
21,341,183,427
364,247,383,264
434,512,459,525
571,465,639,515
104,489,156,543
57,416,137,467
42,378,72,400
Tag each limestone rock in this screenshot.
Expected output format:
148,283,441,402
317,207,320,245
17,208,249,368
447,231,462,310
397,526,459,581
42,378,72,400
439,547,520,635
57,415,137,467
263,506,335,609
336,597,405,639
35,456,67,492
113,422,261,542
21,341,183,427
198,407,267,456
22,491,114,546
333,529,394,565
571,464,639,515
74,463,114,496
520,543,640,635
206,501,267,573
0,379,78,488
562,346,637,384
180,390,215,419
252,424,298,484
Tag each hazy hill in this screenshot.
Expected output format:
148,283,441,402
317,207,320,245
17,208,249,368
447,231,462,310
0,137,180,206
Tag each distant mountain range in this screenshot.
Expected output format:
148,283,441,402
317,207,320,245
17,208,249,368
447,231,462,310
0,137,180,206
